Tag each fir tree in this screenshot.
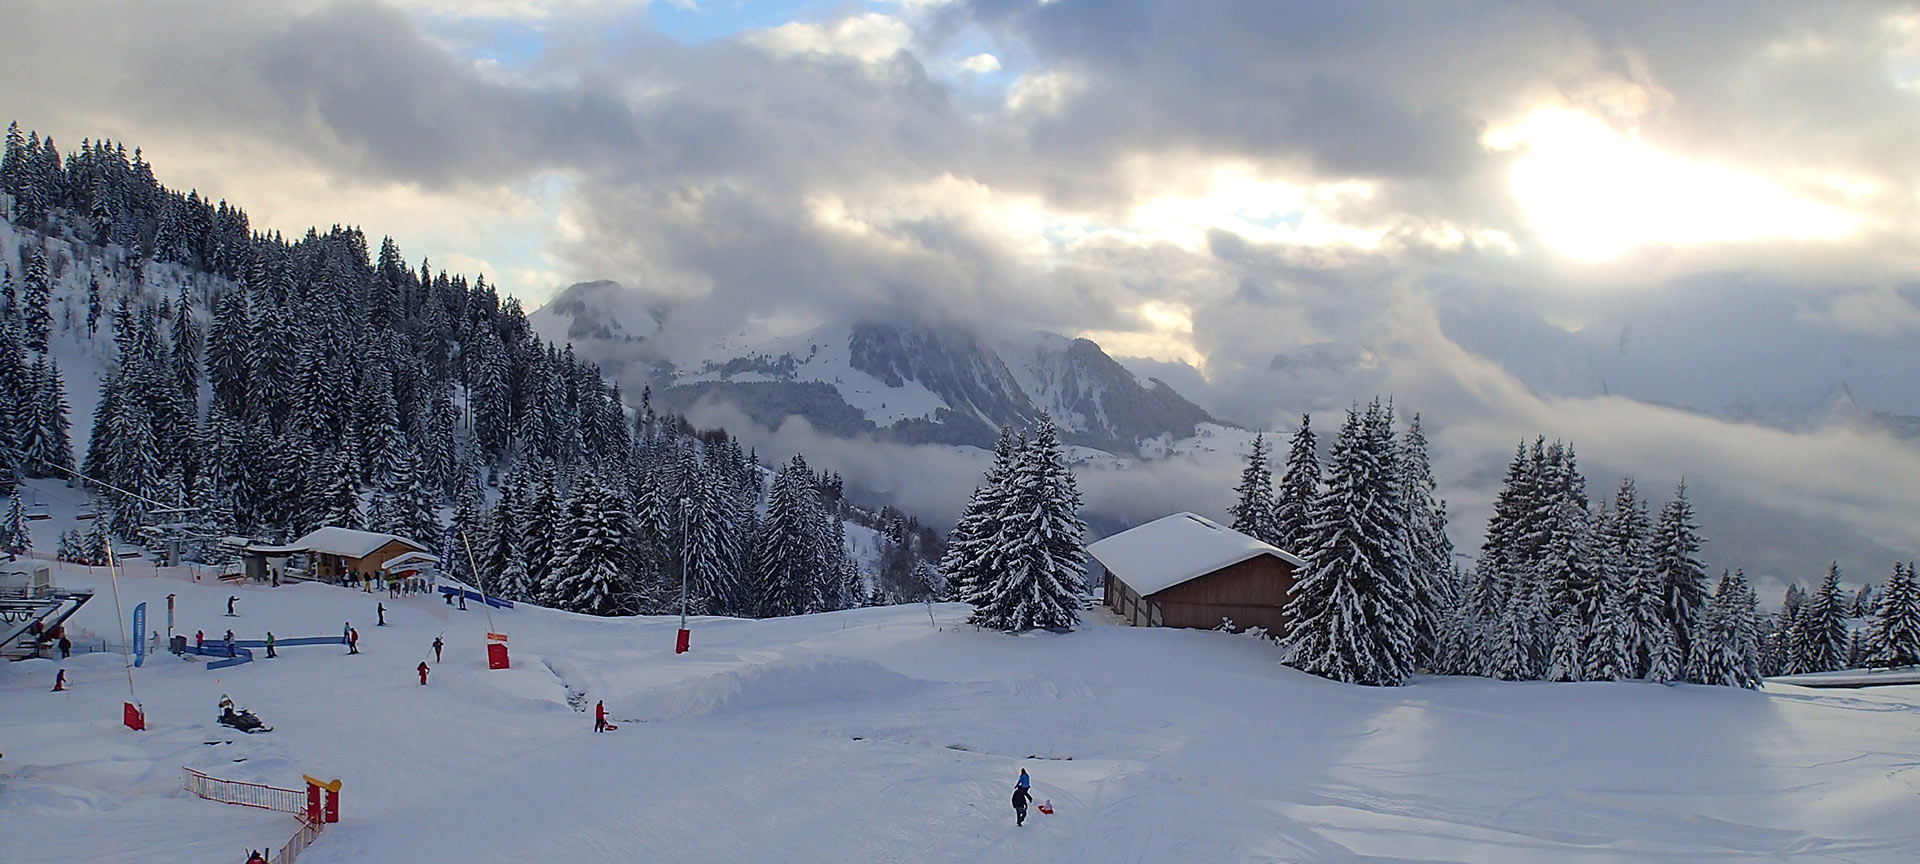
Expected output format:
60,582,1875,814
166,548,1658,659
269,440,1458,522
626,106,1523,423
544,471,635,615
1273,413,1319,554
1803,563,1850,673
1281,402,1416,685
1,491,29,556
754,455,826,618
1651,482,1709,665
1399,414,1454,666
1228,432,1280,545
969,418,1087,633
939,428,1017,604
1865,563,1920,668
21,247,51,354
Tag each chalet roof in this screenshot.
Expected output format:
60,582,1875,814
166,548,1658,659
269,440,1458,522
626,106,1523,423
1086,512,1306,597
247,527,427,560
383,551,441,570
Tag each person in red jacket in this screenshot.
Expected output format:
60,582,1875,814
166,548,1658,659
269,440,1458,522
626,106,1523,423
417,661,430,685
595,699,607,732
52,668,66,691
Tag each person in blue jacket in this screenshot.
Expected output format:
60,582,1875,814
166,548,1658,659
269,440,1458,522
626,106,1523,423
1016,768,1030,790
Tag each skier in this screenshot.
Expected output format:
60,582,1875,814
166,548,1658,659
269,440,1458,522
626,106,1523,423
458,591,466,610
342,621,350,641
377,602,386,627
227,595,237,616
58,635,70,659
247,850,266,864
431,636,443,663
417,661,430,685
1011,783,1033,827
196,630,204,651
52,669,66,691
265,632,276,658
444,590,454,606
347,628,359,655
225,628,235,643
595,700,608,732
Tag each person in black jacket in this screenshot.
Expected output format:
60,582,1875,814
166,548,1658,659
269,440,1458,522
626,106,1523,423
1011,784,1033,826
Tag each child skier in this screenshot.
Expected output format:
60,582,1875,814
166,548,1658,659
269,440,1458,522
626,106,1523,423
52,669,66,691
348,628,359,654
417,662,430,685
265,632,276,658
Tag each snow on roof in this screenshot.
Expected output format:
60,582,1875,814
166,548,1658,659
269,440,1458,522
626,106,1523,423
383,551,441,569
1086,512,1306,597
249,526,428,560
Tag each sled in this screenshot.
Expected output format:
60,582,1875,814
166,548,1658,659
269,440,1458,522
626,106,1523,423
604,724,618,731
1037,800,1053,815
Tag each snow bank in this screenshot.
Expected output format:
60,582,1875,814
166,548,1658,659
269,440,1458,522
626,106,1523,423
631,654,931,721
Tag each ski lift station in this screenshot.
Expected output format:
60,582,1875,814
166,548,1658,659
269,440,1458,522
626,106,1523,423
241,527,432,584
1089,512,1306,634
0,559,94,660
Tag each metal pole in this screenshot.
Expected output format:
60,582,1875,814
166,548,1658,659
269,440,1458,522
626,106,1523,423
679,496,690,631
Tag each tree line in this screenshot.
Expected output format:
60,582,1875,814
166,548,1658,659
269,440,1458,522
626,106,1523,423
0,120,943,616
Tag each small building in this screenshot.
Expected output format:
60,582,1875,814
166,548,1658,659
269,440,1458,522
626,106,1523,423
244,527,430,584
1088,512,1306,633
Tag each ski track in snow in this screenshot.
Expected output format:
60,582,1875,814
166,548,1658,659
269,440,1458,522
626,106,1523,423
5,558,1920,863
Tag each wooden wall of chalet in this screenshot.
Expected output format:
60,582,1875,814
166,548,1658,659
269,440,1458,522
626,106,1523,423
1147,554,1298,633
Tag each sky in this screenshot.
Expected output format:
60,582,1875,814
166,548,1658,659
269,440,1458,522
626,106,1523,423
2,0,1918,593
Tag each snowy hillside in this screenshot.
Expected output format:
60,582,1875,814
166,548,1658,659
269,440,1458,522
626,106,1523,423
8,557,1920,863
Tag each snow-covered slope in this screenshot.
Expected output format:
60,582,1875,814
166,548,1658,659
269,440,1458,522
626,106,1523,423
8,558,1920,863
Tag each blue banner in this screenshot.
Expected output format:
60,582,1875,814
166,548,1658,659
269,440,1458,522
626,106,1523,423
132,602,146,668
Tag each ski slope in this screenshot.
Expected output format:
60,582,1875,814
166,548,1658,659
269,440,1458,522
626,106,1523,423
4,560,1920,863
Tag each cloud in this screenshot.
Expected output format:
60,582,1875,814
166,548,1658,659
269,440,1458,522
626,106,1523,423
5,0,1918,589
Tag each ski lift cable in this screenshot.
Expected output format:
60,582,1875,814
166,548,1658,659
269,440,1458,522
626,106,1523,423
45,463,203,513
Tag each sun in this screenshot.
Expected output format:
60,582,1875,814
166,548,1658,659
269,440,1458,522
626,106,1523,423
1484,108,1856,259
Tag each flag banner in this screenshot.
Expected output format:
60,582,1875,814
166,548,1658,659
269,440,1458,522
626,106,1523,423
132,602,147,667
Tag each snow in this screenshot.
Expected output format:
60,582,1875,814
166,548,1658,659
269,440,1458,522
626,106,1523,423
677,321,954,426
1088,512,1305,596
7,558,1920,862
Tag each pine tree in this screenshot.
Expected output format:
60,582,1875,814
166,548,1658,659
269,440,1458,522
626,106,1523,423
939,428,1017,604
1228,432,1279,544
685,457,744,616
21,247,51,354
1273,413,1319,554
1399,414,1454,667
969,418,1087,633
1651,481,1708,666
305,449,363,532
545,471,635,615
754,455,826,618
1803,563,1850,673
1,492,29,556
1865,563,1920,668
1281,402,1416,685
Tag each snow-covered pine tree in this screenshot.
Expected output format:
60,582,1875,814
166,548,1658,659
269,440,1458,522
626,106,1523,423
304,448,362,532
1852,583,1877,618
1803,562,1850,673
21,246,50,354
544,471,635,616
1598,478,1661,679
685,457,744,616
1686,570,1764,688
1399,414,1454,667
1,491,28,556
1273,413,1319,555
1281,402,1416,685
968,417,1086,633
939,427,1017,604
1229,432,1280,545
754,454,825,618
522,464,561,598
1865,563,1920,668
1651,481,1708,667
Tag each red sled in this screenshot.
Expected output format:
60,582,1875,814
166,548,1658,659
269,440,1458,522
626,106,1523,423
1037,800,1053,815
604,724,618,731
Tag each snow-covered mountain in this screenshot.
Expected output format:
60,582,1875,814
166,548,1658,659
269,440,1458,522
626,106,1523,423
534,281,1221,454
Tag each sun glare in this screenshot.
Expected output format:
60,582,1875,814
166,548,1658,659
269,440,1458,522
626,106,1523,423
1485,108,1856,259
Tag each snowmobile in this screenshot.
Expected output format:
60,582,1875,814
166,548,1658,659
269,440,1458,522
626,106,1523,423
217,697,273,733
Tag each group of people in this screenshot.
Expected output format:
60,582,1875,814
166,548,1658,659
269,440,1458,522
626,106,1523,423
343,572,429,597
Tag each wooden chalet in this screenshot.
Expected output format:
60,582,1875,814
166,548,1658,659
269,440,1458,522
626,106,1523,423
1088,512,1306,634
